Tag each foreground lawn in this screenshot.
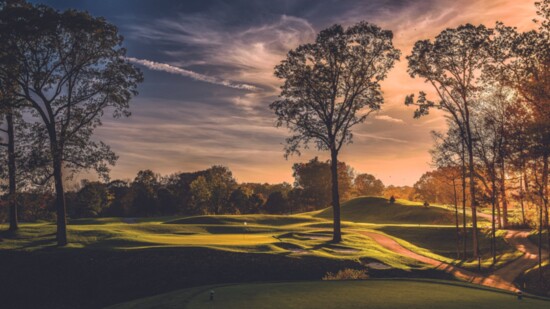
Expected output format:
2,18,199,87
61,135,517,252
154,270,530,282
108,279,548,309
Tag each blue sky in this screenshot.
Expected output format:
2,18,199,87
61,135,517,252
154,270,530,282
29,0,538,185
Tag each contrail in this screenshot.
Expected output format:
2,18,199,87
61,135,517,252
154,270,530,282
126,57,259,91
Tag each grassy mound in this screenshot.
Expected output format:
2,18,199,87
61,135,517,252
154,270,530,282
315,197,459,225
108,280,549,309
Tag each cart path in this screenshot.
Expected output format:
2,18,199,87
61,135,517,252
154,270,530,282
357,230,548,292
491,230,549,284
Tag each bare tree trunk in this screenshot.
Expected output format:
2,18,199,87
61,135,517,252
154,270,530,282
519,172,526,226
461,141,468,259
6,111,17,232
536,158,543,280
491,174,497,265
496,194,502,229
467,143,480,258
330,148,341,243
453,178,460,260
542,154,549,264
52,144,68,246
500,160,509,228
539,195,543,280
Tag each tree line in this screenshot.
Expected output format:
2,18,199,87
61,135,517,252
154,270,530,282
405,1,549,272
0,158,390,221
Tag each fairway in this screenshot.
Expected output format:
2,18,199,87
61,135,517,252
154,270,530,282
109,280,549,309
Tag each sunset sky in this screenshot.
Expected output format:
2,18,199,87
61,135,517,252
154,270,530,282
30,0,539,186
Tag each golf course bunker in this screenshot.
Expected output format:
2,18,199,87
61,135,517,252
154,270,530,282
365,262,392,270
288,248,310,255
275,242,310,255
300,234,332,241
329,247,361,254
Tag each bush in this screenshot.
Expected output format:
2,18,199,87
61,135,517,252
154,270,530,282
322,268,369,280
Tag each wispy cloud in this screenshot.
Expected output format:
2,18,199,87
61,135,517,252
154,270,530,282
129,15,316,93
374,114,404,124
126,57,259,91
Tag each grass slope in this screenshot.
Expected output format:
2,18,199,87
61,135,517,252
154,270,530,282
315,197,478,225
108,280,549,309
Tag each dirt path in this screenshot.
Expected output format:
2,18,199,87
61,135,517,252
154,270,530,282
358,230,523,292
490,231,549,285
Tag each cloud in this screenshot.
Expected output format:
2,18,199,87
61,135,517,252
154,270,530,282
129,14,316,94
374,114,405,124
107,0,539,186
126,57,259,91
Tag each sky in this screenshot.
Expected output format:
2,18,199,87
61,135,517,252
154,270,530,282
30,0,539,186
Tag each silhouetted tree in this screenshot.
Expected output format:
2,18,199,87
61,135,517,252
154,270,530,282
103,180,131,217
0,0,26,232
0,88,18,231
131,170,159,216
264,191,288,214
354,173,384,196
67,181,109,218
272,21,399,242
292,157,354,210
0,3,143,244
188,176,211,215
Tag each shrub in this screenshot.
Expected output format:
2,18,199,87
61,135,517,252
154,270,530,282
322,268,368,280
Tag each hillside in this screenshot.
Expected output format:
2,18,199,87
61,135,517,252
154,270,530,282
314,197,467,225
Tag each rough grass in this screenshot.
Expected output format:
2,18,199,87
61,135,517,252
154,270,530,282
107,280,550,309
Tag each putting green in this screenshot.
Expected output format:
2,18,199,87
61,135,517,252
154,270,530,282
109,280,548,309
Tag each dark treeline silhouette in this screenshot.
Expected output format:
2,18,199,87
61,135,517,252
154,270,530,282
0,0,142,245
0,159,388,221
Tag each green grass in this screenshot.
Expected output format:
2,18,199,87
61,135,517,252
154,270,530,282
315,197,488,225
0,219,423,270
0,196,516,268
166,214,322,226
0,196,528,307
107,280,549,309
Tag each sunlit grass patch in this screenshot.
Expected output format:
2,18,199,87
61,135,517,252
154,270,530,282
107,280,550,309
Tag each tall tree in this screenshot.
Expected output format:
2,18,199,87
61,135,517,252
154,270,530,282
431,126,468,258
354,173,384,196
0,3,143,245
405,24,493,258
292,157,354,209
0,0,26,232
0,84,19,231
489,0,549,271
272,22,400,242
